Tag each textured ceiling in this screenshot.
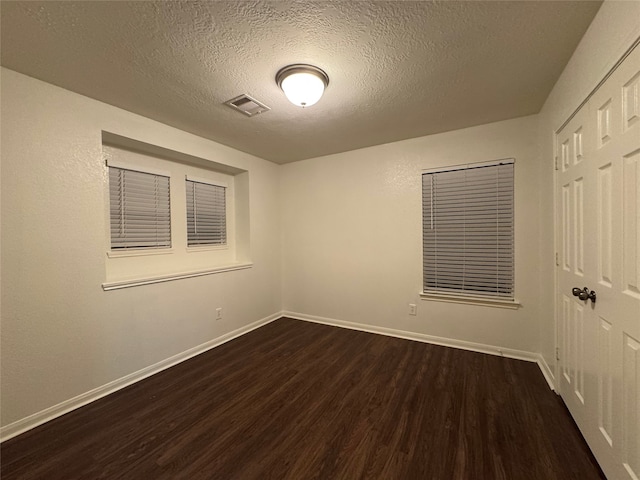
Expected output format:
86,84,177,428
0,1,602,164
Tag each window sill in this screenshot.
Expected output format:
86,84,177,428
107,248,174,258
102,262,253,291
186,244,228,253
420,292,521,309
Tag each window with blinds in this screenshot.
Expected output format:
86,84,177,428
109,166,171,250
422,160,514,298
186,179,227,246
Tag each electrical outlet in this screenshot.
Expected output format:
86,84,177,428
216,307,223,320
409,304,417,316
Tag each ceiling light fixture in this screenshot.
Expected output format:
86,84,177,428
276,64,329,108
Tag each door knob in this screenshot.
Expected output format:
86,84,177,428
572,286,596,303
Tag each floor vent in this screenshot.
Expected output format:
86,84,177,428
224,94,270,117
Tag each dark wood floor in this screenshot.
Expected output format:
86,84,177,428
2,318,604,480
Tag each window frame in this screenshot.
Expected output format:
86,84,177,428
420,159,519,308
185,175,228,250
107,160,173,254
102,139,249,291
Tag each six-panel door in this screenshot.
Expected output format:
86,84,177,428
556,44,640,480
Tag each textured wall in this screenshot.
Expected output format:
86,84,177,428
537,0,640,381
0,69,282,427
281,115,542,354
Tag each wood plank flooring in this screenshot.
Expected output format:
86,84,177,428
1,318,604,479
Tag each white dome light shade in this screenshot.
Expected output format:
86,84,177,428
276,65,329,108
281,72,325,107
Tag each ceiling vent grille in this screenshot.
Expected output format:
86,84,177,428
224,94,270,117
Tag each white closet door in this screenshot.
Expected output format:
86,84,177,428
556,43,640,480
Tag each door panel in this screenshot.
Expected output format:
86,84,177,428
623,150,640,297
557,44,640,480
623,334,640,479
598,162,613,287
598,315,613,447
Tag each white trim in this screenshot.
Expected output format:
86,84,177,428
422,157,514,174
0,311,282,443
107,247,174,258
102,262,253,291
101,131,246,176
536,354,556,391
420,292,521,309
554,36,640,135
284,311,556,391
283,311,538,362
105,158,171,178
554,130,561,399
186,244,228,253
1,311,556,443
185,174,228,188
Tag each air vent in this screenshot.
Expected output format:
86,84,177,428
224,94,270,117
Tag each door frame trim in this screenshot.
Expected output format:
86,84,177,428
555,35,640,136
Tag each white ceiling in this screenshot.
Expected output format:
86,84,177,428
0,1,601,164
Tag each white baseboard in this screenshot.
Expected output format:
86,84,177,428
2,310,557,442
0,311,282,443
536,353,557,391
283,311,556,390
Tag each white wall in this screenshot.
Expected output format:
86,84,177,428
0,68,282,428
281,115,542,354
537,0,640,379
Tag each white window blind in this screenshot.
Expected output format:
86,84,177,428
186,179,227,246
422,161,514,298
109,166,171,250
